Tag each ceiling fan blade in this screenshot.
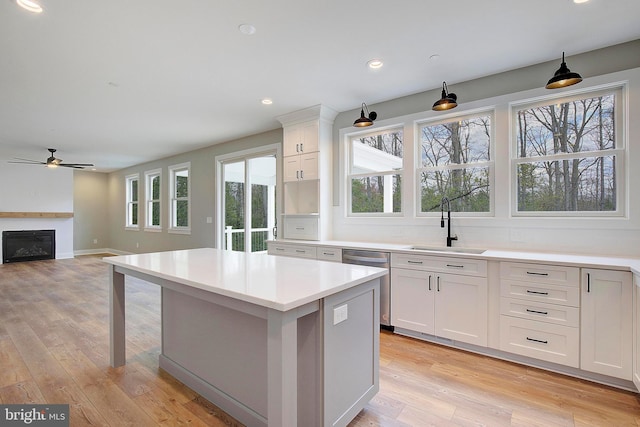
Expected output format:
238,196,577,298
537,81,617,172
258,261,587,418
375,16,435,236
63,163,94,167
8,159,46,165
59,164,88,169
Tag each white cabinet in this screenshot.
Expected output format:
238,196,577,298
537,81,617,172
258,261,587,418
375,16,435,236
499,262,580,368
391,253,488,346
581,268,632,380
283,121,319,157
634,274,640,391
277,105,337,240
283,152,319,182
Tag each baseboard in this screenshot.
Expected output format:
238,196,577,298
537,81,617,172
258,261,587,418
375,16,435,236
73,248,132,256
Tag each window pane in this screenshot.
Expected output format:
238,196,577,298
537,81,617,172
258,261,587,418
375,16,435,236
351,174,401,213
131,180,138,202
420,116,491,167
176,173,188,197
515,94,615,158
176,200,189,226
420,167,490,213
352,129,403,174
131,203,138,225
151,201,160,226
152,175,160,199
517,156,616,212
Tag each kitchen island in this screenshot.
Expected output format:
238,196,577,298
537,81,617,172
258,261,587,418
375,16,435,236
104,248,387,427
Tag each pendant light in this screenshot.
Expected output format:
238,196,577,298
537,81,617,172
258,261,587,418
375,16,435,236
545,52,583,89
353,103,377,127
432,82,458,111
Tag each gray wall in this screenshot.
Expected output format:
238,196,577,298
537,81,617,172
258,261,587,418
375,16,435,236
73,170,109,251
102,128,282,254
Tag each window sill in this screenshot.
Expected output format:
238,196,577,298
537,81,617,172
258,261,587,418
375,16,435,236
144,227,163,233
168,228,191,235
125,226,140,231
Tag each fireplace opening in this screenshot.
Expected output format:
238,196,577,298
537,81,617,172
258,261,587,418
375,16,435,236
2,230,56,264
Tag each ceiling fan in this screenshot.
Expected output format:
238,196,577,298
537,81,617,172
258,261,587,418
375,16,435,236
9,148,94,169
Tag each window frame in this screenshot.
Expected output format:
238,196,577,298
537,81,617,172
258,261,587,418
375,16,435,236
125,173,140,230
168,162,191,234
509,85,626,217
144,168,162,231
346,125,404,217
415,109,495,217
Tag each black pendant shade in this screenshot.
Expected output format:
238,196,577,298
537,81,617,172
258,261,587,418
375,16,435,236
432,82,458,111
353,103,377,127
546,52,583,89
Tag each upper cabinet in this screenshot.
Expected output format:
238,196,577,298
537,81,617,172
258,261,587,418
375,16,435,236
277,105,337,240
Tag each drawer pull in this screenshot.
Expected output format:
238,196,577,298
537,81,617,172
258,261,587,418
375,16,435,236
407,260,423,265
295,227,305,230
526,271,549,276
526,308,548,315
275,248,285,251
526,290,549,295
295,250,306,253
322,252,333,256
446,264,464,268
526,337,548,344
428,275,432,291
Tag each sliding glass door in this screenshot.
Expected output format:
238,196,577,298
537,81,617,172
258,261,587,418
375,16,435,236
221,154,277,252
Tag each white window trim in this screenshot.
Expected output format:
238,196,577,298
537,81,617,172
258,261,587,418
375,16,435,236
144,168,162,232
214,143,281,250
125,173,140,230
168,162,191,234
415,109,496,218
509,83,626,218
345,124,405,217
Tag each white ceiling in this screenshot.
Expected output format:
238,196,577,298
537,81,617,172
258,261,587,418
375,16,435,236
1,0,639,172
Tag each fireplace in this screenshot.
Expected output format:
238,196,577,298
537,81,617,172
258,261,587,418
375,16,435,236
2,230,56,263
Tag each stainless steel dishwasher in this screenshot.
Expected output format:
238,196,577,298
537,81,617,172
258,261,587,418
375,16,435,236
342,249,392,328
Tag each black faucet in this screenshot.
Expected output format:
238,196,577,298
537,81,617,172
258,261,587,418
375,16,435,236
440,197,458,247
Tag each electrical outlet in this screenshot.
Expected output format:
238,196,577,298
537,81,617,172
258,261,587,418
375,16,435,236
333,304,348,325
136,242,139,248
93,239,98,244
206,216,213,224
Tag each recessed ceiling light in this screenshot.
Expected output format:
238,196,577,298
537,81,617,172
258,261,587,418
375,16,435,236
16,0,43,13
238,24,256,35
367,59,383,69
261,98,273,105
429,54,441,61
573,0,589,3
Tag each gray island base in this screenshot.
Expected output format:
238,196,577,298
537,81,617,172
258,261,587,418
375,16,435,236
105,248,385,426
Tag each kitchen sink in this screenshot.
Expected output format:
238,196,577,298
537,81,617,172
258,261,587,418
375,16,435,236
408,246,486,254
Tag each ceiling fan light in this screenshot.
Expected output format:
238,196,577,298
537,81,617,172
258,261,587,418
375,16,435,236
546,52,583,89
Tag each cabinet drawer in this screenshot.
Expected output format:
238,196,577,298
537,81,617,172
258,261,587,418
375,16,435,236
499,316,579,368
500,297,579,327
500,279,580,307
392,253,487,277
316,246,341,262
282,216,318,240
268,243,317,259
500,262,579,287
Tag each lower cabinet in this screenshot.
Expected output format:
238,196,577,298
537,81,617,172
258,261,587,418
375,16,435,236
581,268,633,380
634,274,640,390
391,263,488,347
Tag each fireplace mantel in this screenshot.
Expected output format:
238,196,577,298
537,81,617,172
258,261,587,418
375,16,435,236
0,212,73,218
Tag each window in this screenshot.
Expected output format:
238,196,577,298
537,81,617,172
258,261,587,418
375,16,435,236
125,174,139,229
418,113,493,215
348,127,403,215
168,162,190,233
513,88,623,215
145,169,161,230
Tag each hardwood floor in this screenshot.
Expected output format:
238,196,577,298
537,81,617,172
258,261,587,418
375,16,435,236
0,256,638,426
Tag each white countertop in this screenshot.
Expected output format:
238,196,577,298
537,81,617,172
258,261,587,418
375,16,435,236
104,248,388,311
271,239,640,275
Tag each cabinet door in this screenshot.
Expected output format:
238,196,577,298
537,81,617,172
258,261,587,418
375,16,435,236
283,156,301,182
300,120,319,153
391,269,434,334
634,274,640,390
435,273,488,346
283,126,302,157
299,152,318,180
581,269,632,380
